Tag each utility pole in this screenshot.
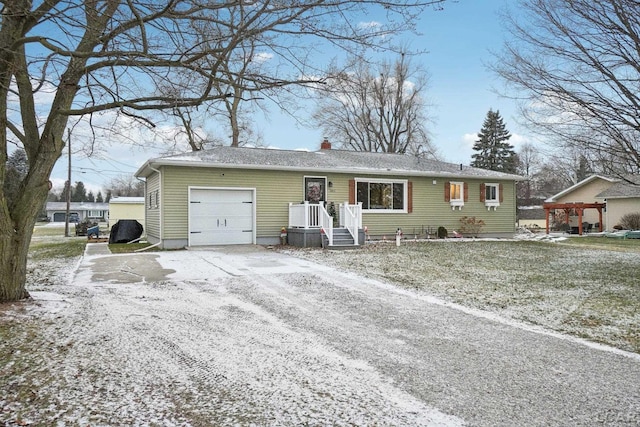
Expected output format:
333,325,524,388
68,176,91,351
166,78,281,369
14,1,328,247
65,129,71,237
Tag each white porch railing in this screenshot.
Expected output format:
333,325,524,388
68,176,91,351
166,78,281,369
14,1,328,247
289,201,321,228
340,202,362,244
318,204,333,246
289,201,362,247
289,201,334,245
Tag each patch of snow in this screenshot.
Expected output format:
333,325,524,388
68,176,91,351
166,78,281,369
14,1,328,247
4,244,639,425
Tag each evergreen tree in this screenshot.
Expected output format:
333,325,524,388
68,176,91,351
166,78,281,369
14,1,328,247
95,191,104,203
105,190,112,203
87,191,95,203
471,109,517,173
71,181,87,202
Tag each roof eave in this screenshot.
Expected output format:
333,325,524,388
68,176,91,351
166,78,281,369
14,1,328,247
546,174,618,201
137,158,523,181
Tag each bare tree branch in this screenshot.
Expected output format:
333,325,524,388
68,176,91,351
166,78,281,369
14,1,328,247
312,52,437,157
493,0,640,174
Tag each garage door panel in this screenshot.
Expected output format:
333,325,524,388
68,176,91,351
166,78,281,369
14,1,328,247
193,202,251,217
189,189,255,246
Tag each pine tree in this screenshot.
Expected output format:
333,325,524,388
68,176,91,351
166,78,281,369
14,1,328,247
471,109,517,173
71,181,87,202
87,191,95,202
96,191,104,203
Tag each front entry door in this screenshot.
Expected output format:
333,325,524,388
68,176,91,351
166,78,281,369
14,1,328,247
304,177,327,203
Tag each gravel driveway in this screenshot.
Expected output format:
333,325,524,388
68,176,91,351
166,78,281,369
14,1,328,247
17,244,640,426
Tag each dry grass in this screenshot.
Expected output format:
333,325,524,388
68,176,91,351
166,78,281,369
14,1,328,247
289,239,640,353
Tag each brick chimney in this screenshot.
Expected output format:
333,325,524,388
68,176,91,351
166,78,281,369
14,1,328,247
320,137,331,150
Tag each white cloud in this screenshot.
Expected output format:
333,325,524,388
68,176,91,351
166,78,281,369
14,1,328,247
253,52,274,63
462,133,477,149
358,21,382,30
509,132,529,149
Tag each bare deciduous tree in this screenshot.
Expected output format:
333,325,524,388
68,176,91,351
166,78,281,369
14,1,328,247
106,175,145,198
516,142,540,205
0,0,448,302
312,53,438,157
493,0,640,173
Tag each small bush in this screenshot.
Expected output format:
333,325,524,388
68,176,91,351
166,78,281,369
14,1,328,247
437,226,448,239
619,212,640,230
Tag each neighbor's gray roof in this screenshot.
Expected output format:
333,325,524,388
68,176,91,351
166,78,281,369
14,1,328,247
136,146,523,180
596,176,640,199
46,202,109,211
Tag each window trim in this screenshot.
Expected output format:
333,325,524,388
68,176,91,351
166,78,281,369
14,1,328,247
483,182,500,210
354,178,408,213
148,190,159,209
449,181,465,210
303,176,327,203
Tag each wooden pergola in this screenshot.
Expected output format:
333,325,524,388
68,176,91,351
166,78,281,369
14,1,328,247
542,202,605,235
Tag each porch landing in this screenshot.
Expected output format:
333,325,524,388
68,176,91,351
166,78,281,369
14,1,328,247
286,227,365,249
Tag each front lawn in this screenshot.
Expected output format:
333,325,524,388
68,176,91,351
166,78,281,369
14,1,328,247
556,235,640,252
290,239,640,353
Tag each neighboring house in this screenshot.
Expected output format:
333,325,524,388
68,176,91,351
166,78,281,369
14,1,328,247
134,142,523,249
595,176,640,229
45,202,109,223
544,174,618,230
108,197,145,230
545,174,640,232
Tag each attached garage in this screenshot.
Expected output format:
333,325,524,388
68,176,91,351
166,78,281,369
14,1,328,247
188,187,255,246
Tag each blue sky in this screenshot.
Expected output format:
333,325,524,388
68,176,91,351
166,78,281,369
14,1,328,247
50,0,530,194
252,0,526,157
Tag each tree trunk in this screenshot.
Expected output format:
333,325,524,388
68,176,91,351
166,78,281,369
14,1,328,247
0,229,32,302
0,174,50,303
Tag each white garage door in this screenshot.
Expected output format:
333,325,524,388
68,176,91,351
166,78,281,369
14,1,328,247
189,188,254,246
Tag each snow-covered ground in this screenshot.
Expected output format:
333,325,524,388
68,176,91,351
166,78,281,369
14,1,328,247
2,239,639,426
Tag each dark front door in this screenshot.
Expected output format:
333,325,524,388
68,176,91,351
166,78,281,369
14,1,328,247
304,177,326,203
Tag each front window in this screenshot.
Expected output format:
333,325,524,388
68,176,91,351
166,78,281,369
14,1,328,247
485,184,498,202
356,180,406,211
484,183,500,210
450,181,464,209
450,182,463,201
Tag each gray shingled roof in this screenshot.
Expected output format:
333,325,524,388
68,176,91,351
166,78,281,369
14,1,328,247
596,176,640,199
46,202,109,210
136,146,523,180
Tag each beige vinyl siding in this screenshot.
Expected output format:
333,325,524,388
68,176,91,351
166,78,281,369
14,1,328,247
145,173,161,240
109,202,145,230
155,165,517,241
556,177,613,227
606,198,640,230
